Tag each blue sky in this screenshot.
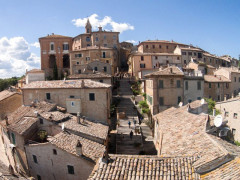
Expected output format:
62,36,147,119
0,0,239,78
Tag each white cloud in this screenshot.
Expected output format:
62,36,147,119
0,37,40,78
126,40,138,44
30,42,40,48
72,14,134,33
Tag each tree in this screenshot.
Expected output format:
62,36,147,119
53,64,58,80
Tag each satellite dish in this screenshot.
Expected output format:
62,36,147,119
214,115,223,127
62,123,65,131
200,99,205,105
179,102,183,107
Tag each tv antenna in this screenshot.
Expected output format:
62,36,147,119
214,115,223,127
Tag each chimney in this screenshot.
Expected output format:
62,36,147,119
213,108,216,117
76,140,83,156
102,151,110,164
5,116,9,126
77,112,81,124
224,95,227,101
98,26,102,31
81,80,85,88
170,67,173,73
81,116,85,124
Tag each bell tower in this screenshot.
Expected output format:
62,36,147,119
85,19,92,33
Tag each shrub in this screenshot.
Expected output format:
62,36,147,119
235,141,240,146
139,101,149,109
142,108,150,114
142,93,146,100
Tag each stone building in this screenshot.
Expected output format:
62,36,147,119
0,101,108,180
204,75,231,101
144,66,184,114
25,69,45,84
39,33,72,78
0,90,22,120
21,80,111,124
216,98,240,142
153,101,240,178
183,76,204,104
70,20,120,75
214,67,240,97
119,41,134,71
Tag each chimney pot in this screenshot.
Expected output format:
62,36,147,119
76,140,83,156
77,112,81,124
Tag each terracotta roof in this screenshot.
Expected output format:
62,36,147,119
22,80,111,89
203,52,217,58
60,117,109,140
154,102,240,173
145,66,184,77
48,132,105,162
89,155,200,180
0,161,26,179
39,111,70,122
68,72,112,80
0,90,19,102
26,69,44,74
180,47,203,51
130,52,180,56
8,117,38,135
201,157,240,180
39,34,72,39
204,75,231,82
7,101,56,125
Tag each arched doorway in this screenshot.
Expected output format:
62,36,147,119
63,54,70,68
49,55,56,68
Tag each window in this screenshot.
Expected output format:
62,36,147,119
188,52,192,56
11,133,15,144
95,37,99,41
177,80,181,88
104,44,107,47
226,83,229,89
141,56,144,61
86,57,90,61
87,44,90,47
185,81,188,90
198,53,202,58
209,83,211,88
86,37,90,42
147,95,152,105
197,81,201,90
232,128,236,136
71,101,75,107
234,113,238,119
184,60,187,64
159,97,164,106
53,149,57,155
170,79,174,85
225,111,229,117
46,93,51,100
197,97,201,100
37,175,41,180
218,83,220,88
234,77,237,82
155,56,158,60
177,56,180,60
152,45,155,49
218,95,220,101
76,61,79,65
33,155,38,164
182,52,186,55
166,46,168,49
102,52,106,58
113,35,116,40
146,45,148,48
239,77,240,82
159,80,164,88
194,52,196,56
104,35,106,40
50,43,54,51
210,59,212,63
75,54,82,58
94,67,98,71
159,45,161,48
67,165,74,175
89,93,95,101
40,118,43,124
78,70,81,74
103,66,107,72
140,64,145,68
177,96,182,104
63,43,69,50
99,80,103,83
